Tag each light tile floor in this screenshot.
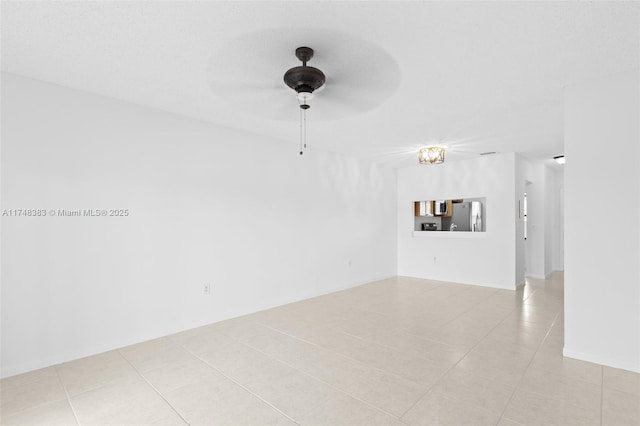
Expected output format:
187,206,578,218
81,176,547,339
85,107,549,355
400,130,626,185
2,273,639,425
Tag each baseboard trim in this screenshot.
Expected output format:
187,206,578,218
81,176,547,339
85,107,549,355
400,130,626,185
399,274,517,291
350,274,397,288
2,273,397,379
563,347,640,373
526,274,546,280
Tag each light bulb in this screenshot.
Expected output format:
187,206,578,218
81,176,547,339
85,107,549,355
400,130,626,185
297,91,314,103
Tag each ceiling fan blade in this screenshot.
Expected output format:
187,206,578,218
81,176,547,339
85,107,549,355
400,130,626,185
206,27,401,121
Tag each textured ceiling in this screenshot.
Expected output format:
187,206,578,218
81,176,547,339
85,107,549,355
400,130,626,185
2,1,638,168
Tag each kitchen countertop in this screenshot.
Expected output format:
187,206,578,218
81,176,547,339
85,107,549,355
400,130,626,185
412,231,487,238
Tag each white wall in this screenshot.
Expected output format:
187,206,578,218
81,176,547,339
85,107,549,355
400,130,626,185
544,167,564,275
515,156,527,285
0,73,398,377
516,156,548,280
564,70,640,372
397,153,517,289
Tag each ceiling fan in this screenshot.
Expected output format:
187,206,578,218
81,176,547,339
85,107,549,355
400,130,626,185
283,47,326,154
283,46,325,111
207,28,401,148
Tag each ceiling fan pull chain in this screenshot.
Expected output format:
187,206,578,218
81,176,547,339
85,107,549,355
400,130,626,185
298,100,309,155
303,106,307,151
299,105,304,155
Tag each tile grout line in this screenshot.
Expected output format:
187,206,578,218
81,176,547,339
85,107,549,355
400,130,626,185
116,350,191,426
181,330,410,425
257,284,537,422
337,327,457,366
495,310,561,424
498,313,607,422
400,279,554,422
258,321,447,379
223,332,412,424
394,289,529,420
321,281,450,326
501,417,527,426
250,316,414,381
53,366,82,426
167,342,301,426
433,288,503,329
252,319,456,418
348,287,506,349
51,352,147,398
291,278,444,315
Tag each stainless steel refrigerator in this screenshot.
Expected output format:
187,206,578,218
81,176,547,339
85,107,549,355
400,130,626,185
451,201,483,232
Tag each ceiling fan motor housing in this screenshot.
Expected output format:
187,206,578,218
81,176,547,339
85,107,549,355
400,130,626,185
283,47,326,96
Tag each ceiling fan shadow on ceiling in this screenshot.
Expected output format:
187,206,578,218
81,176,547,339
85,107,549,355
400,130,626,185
207,28,401,153
280,46,403,154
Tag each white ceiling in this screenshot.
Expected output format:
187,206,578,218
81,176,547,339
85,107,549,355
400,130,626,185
2,1,638,168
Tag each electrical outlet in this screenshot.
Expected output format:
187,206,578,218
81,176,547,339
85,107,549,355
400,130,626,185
203,284,211,295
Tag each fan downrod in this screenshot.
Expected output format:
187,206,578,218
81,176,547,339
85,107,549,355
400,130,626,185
295,47,314,65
